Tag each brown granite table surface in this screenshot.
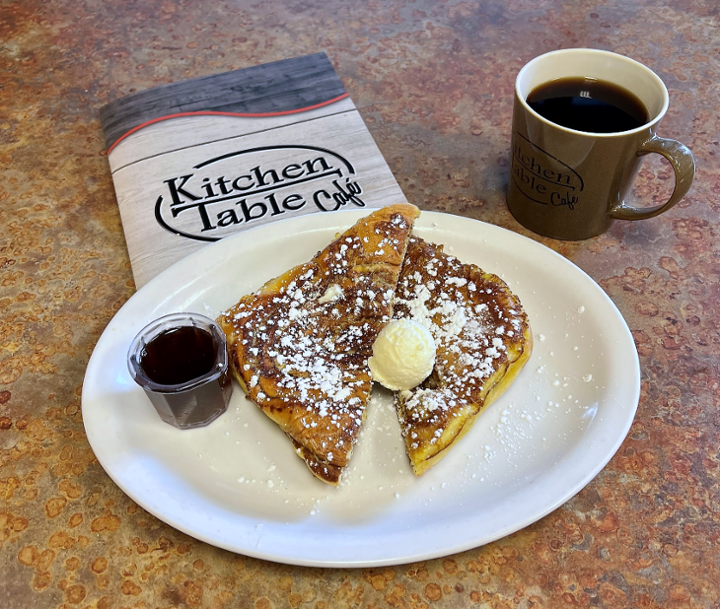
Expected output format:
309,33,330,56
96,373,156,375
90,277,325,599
1,0,718,607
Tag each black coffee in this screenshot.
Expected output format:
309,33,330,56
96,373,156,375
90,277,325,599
527,77,649,133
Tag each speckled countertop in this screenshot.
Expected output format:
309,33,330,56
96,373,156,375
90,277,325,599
1,1,718,607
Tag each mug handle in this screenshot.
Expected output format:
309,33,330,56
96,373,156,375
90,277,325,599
609,135,695,221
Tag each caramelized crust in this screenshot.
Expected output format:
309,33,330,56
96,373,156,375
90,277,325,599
217,204,420,485
393,237,533,476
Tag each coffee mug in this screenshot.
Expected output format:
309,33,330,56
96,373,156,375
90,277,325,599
507,48,694,240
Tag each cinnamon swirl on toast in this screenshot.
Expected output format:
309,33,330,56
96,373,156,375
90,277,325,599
217,204,420,484
392,237,532,476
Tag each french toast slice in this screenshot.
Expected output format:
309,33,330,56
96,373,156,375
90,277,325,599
393,237,532,476
217,204,420,485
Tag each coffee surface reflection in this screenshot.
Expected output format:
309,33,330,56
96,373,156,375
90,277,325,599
527,77,649,133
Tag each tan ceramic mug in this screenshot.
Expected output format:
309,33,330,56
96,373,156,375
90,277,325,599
507,48,694,240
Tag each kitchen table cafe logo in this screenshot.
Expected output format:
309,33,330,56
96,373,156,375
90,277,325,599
511,133,584,209
155,145,365,242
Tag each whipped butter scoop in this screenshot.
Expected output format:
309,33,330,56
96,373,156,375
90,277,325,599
368,319,436,391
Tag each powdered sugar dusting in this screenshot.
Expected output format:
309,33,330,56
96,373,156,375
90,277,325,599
220,209,415,478
393,237,530,454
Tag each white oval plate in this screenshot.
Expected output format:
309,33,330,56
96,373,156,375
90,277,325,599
82,210,640,567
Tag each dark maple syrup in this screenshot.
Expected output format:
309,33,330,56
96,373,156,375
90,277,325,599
139,326,216,386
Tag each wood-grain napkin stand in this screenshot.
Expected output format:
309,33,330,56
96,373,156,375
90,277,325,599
100,53,408,288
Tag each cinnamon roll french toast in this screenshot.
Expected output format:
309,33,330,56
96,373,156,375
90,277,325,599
217,204,420,485
392,236,532,476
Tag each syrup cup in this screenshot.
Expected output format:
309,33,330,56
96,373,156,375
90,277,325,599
127,312,232,429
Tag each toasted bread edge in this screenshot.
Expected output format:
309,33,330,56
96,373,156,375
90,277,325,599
411,326,534,476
